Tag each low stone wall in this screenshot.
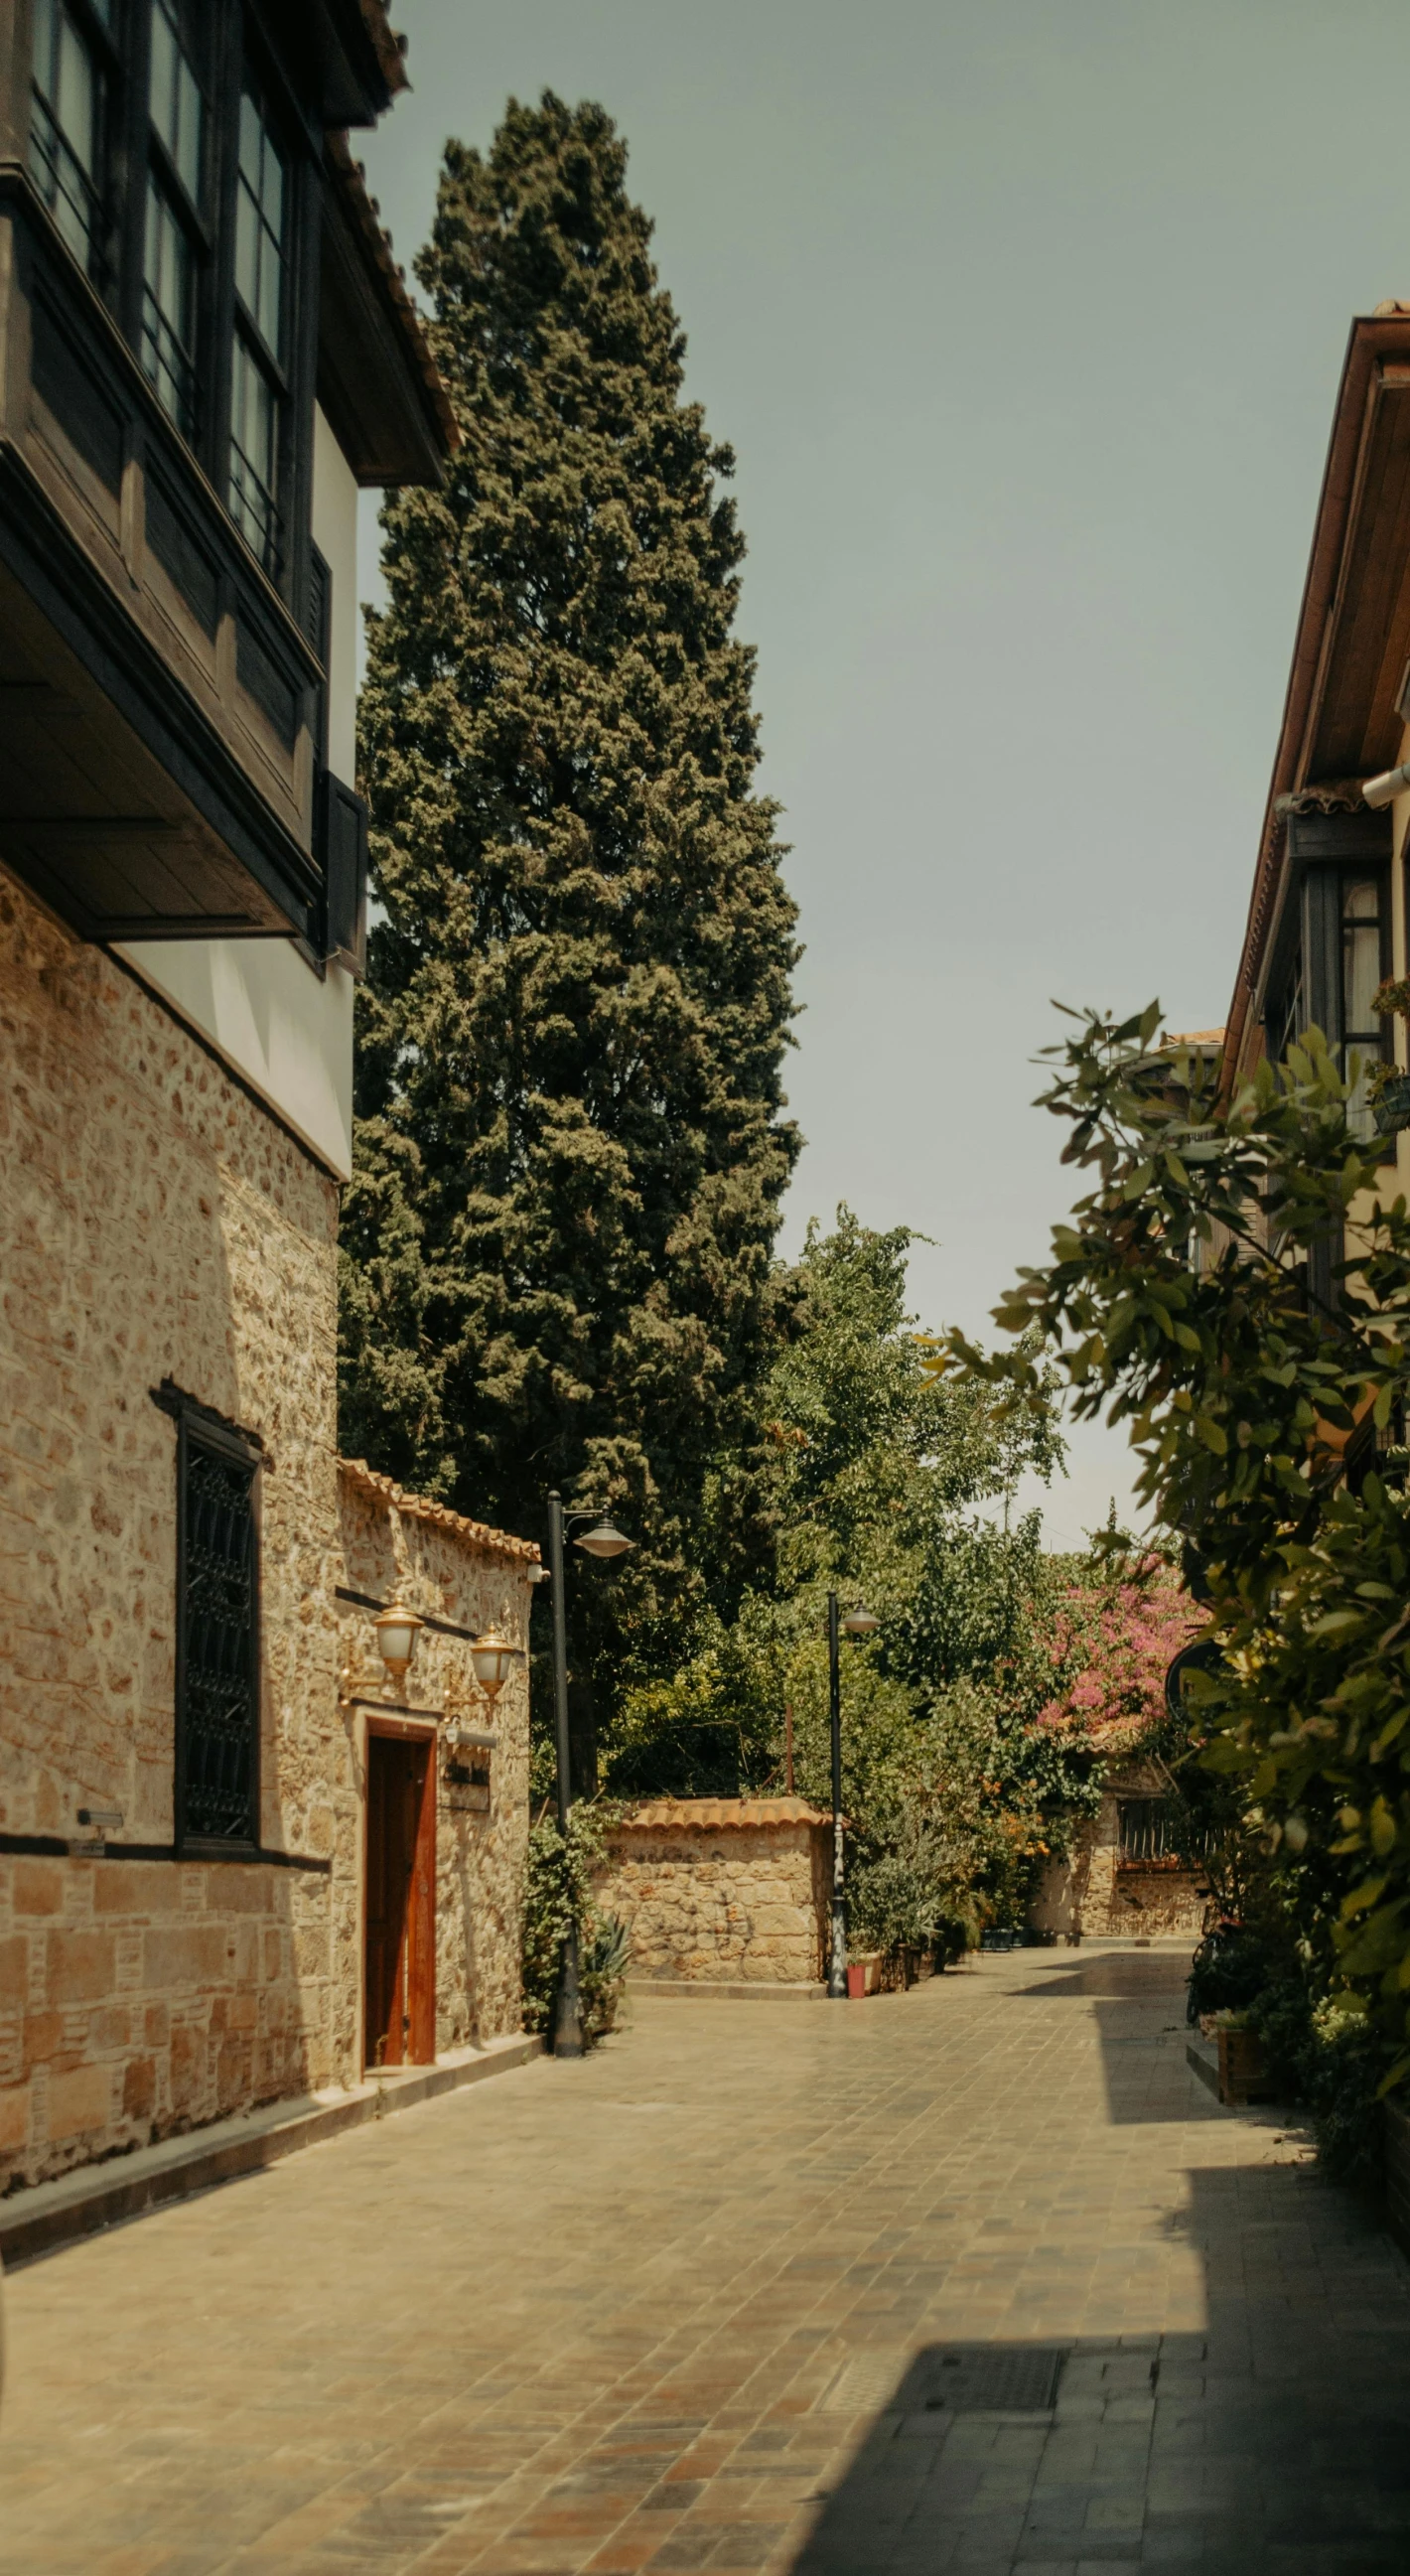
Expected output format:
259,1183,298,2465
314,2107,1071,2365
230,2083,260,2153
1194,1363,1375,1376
598,1799,830,1985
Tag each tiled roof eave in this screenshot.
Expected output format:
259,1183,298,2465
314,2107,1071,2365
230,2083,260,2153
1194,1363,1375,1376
614,1797,832,1832
338,1457,540,1566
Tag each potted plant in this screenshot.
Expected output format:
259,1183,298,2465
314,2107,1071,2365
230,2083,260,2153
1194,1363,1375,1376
1370,981,1410,1135
1214,2008,1275,2105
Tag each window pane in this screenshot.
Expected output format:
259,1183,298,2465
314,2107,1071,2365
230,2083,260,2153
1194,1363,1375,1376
235,89,286,359
228,335,279,572
30,0,101,271
149,0,203,204
235,179,258,315
142,182,196,435
1340,878,1386,1140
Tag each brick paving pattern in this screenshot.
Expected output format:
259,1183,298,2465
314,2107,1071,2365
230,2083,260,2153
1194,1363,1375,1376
1,1945,1408,2573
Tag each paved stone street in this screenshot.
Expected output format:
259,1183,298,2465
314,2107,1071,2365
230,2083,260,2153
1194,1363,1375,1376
2,1946,1409,2576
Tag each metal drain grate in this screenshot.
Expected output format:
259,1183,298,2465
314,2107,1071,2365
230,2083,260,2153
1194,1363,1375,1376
821,2345,1065,2416
914,2346,1065,2413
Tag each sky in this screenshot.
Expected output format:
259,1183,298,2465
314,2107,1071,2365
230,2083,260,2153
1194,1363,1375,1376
356,0,1410,1545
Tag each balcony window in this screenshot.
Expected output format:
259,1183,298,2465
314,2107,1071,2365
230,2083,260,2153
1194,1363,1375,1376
148,0,202,201
229,337,279,573
227,89,287,576
140,0,205,438
142,186,196,432
30,0,108,274
235,93,286,357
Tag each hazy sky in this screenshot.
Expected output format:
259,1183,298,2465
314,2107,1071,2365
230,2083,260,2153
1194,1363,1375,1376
357,0,1407,1544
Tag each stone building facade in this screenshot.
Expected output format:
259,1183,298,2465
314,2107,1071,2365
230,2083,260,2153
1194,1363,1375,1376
1028,1758,1207,1943
0,894,535,2191
597,1798,831,1987
0,3,538,2199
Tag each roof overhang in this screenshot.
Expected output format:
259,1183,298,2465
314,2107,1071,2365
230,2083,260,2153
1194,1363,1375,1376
281,0,410,127
318,135,458,488
1227,305,1410,1075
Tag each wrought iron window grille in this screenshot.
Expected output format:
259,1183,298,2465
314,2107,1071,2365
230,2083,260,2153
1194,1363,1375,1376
153,1383,262,1852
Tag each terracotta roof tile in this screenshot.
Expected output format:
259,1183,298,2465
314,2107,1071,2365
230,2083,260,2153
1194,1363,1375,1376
338,1457,540,1566
359,2,410,98
616,1796,831,1832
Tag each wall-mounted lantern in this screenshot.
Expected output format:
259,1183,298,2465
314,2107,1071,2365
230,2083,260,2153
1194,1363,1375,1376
468,1629,518,1705
372,1600,423,1692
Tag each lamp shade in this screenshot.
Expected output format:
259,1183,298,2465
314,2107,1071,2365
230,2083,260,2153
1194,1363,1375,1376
469,1630,517,1696
574,1518,634,1559
841,1604,880,1636
373,1601,423,1676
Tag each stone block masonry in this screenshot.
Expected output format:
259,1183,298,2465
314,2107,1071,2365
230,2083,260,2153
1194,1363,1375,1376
0,872,537,2193
334,1462,534,2059
597,1797,831,1984
1,1856,317,2163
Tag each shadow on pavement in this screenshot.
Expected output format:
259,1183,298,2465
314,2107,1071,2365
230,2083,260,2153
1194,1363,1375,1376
789,2160,1410,2574
1016,1949,1209,2128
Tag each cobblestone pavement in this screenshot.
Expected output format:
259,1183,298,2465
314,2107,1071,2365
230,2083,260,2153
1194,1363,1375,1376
2,1945,1409,2576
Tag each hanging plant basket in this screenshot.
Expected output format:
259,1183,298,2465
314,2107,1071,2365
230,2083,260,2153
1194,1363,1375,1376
1372,1073,1410,1137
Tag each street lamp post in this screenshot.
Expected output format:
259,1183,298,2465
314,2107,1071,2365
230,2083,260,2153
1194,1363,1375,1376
826,1590,881,2000
827,1591,846,1996
545,1491,634,2059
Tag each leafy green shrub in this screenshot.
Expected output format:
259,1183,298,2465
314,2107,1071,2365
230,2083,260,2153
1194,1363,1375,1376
1187,1928,1276,2025
521,1802,629,2046
581,1913,632,2039
1299,1999,1386,2187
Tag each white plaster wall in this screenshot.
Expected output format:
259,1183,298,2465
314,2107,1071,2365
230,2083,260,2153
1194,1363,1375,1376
113,407,361,1180
313,402,359,788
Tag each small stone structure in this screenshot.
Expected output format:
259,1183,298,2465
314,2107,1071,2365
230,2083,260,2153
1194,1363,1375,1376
1028,1758,1206,1942
597,1798,831,1986
335,1460,533,2059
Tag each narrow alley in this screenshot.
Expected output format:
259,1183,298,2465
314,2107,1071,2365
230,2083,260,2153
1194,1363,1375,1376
2,1946,1407,2576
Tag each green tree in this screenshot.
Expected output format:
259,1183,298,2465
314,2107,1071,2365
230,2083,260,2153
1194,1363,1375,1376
341,95,799,1682
604,1210,1114,1941
964,1005,1410,2087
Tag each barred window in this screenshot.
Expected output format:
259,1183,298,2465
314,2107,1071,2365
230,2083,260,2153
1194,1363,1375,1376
176,1414,260,1849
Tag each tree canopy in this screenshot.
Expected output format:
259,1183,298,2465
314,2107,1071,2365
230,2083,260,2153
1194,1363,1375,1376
963,1005,1410,2087
340,94,799,1642
605,1208,1171,1944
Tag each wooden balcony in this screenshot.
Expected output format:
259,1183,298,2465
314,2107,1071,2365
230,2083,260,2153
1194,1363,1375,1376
0,180,327,946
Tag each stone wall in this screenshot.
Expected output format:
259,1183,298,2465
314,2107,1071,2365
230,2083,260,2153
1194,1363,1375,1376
0,1856,321,2179
1028,1760,1206,1943
0,874,536,2194
0,876,343,2187
335,1463,533,2055
597,1799,831,1985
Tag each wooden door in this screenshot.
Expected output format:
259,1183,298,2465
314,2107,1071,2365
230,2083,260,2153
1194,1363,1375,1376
364,1731,436,2069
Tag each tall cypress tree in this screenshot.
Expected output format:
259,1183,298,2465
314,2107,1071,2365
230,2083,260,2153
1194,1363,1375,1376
341,94,800,1648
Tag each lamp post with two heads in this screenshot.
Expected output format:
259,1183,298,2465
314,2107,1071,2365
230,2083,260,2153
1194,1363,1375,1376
827,1590,880,1998
545,1491,634,2057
